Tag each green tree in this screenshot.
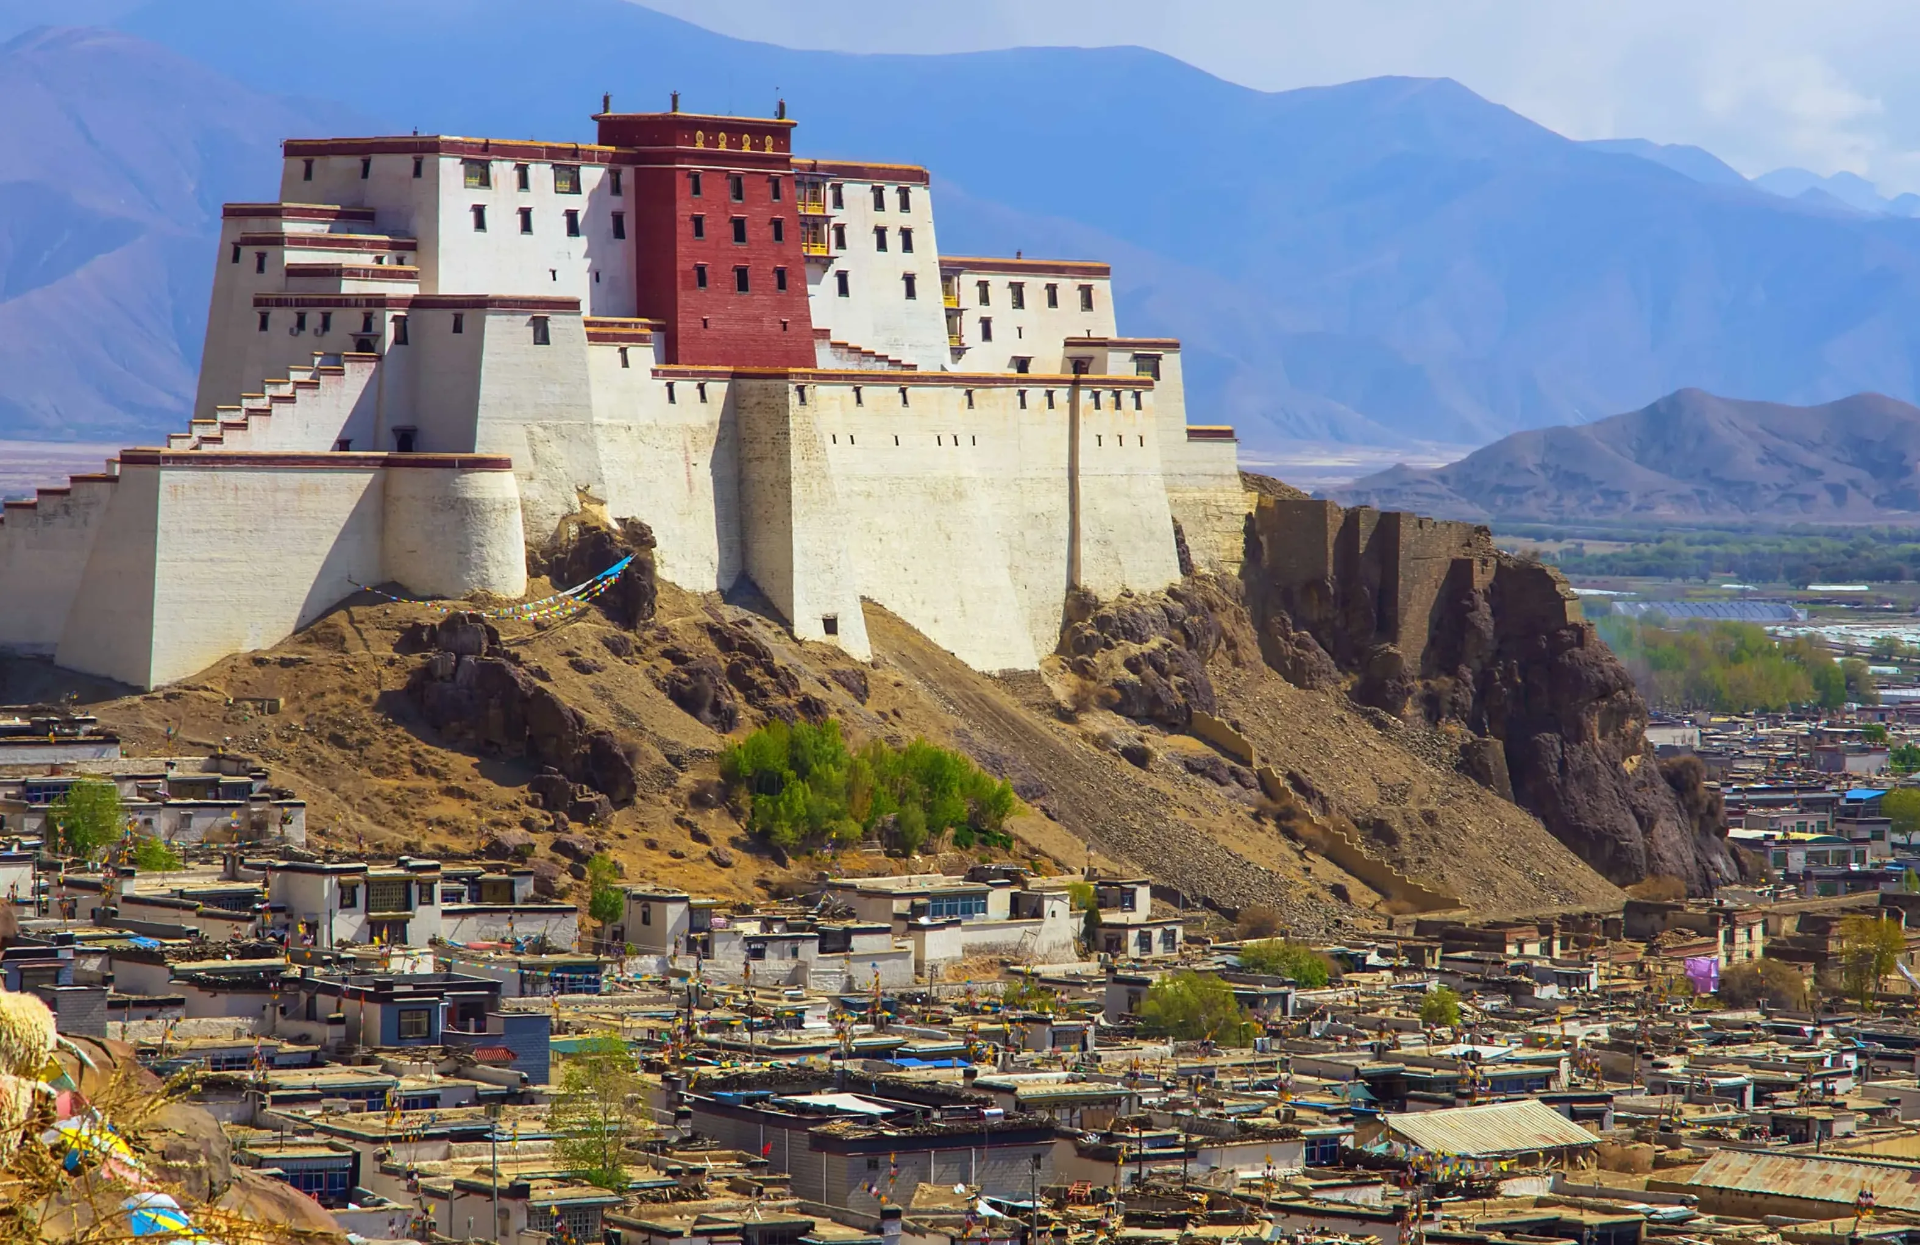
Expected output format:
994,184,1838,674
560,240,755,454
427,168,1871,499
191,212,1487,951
1137,970,1257,1045
719,719,1017,855
1000,977,1058,1013
1863,723,1890,744
1067,881,1100,948
1891,746,1920,777
1717,958,1808,1010
1887,788,1920,836
132,836,181,877
1236,939,1333,987
1843,658,1881,706
551,1033,648,1189
586,854,623,944
1420,985,1462,1034
1838,912,1909,1007
48,778,123,860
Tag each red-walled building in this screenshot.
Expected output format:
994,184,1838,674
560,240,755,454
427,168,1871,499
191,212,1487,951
600,109,817,367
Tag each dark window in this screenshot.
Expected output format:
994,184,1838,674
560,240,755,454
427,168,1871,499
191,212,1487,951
302,158,314,181
418,882,435,905
769,175,783,201
898,186,912,211
618,346,629,367
255,251,267,274
531,316,551,345
692,214,705,240
361,312,375,333
610,169,623,196
611,211,626,240
771,218,785,243
835,270,850,297
729,174,745,202
565,208,581,237
319,311,332,334
515,162,531,190
334,438,352,451
257,311,270,332
775,266,788,292
796,385,807,405
1135,355,1161,380
823,615,839,636
831,183,844,209
231,243,241,264
1046,283,1059,309
872,185,886,210
338,883,359,909
698,382,708,402
1010,282,1026,309
873,226,888,252
965,389,975,408
980,317,992,342
1018,389,1028,408
734,266,750,293
360,156,371,179
392,315,408,345
1047,390,1056,409
1013,357,1031,374
902,273,917,299
398,1009,430,1040
854,386,863,405
554,164,582,194
472,204,487,232
900,228,913,254
695,263,708,289
666,382,676,404
518,206,533,234
1079,284,1095,311
452,313,464,334
1134,392,1143,410
833,223,846,250
463,159,490,189
732,217,748,244
412,156,423,178
976,280,990,305
394,428,416,452
689,171,703,197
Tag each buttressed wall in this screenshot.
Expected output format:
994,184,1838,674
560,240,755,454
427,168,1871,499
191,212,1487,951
1244,496,1735,893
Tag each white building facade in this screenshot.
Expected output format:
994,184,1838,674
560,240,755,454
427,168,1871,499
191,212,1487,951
0,104,1244,690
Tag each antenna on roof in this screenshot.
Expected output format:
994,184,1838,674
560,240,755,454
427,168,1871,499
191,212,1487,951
671,90,681,113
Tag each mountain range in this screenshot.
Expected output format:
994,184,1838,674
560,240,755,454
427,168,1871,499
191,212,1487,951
11,2,1920,453
1334,389,1920,523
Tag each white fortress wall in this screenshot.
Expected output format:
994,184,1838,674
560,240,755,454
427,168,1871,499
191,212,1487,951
0,474,122,658
381,462,529,601
1069,380,1183,601
465,302,602,542
735,379,872,660
589,354,741,594
802,377,1042,672
382,302,485,455
50,467,162,688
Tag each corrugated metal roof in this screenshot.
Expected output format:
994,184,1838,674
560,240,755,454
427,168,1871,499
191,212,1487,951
1383,1099,1597,1157
1688,1150,1920,1211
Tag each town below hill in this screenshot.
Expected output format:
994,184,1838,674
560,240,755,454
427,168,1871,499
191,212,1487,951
1337,390,1920,524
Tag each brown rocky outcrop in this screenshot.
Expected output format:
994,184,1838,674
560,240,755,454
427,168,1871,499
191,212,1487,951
1057,580,1250,728
1242,496,1735,893
407,612,642,807
529,504,659,629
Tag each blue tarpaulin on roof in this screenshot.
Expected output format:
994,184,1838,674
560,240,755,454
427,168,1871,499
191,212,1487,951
1846,789,1889,801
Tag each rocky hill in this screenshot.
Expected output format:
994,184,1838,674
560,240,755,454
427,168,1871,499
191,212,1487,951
1337,389,1920,524
2,482,1734,930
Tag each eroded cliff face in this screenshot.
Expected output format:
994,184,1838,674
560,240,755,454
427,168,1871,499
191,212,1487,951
1240,496,1735,893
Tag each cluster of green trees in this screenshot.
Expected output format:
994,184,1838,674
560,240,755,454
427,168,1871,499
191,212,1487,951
45,777,182,873
1593,617,1874,712
1524,525,1920,585
719,719,1017,855
1236,939,1334,986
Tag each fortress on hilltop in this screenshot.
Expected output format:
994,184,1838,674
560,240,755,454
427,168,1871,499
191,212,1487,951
0,100,1244,690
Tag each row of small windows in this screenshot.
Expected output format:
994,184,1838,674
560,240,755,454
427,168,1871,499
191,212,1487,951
796,384,1143,412
691,264,790,293
301,156,620,197
689,215,788,245
471,204,625,238
963,279,1096,312
258,310,554,347
686,171,780,202
806,183,913,213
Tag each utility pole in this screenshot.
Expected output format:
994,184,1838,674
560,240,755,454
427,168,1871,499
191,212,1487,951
1028,1153,1041,1245
489,1121,500,1243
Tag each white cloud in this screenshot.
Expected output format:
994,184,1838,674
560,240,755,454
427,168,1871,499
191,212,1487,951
631,0,1920,192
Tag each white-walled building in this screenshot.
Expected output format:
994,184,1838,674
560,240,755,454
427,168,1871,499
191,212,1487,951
0,101,1244,690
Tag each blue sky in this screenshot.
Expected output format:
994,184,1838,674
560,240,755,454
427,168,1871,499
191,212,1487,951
635,0,1920,194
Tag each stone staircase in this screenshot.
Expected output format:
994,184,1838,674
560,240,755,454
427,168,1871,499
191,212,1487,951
812,329,918,371
167,351,380,452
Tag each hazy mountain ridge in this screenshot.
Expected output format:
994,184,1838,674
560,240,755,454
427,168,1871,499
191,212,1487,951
12,3,1920,453
1334,389,1920,523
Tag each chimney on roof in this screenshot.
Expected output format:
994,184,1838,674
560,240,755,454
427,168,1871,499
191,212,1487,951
777,98,787,120
671,90,680,113
602,92,611,114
